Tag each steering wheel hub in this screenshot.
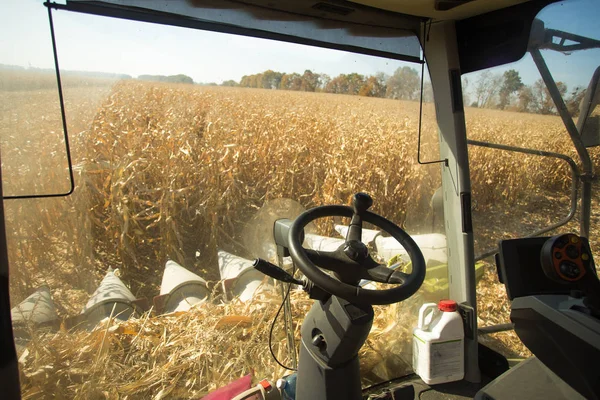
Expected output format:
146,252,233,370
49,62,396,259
343,240,369,261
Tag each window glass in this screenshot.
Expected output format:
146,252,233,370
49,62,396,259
463,0,600,357
2,1,443,397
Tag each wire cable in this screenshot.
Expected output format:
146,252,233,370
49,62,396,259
268,264,297,371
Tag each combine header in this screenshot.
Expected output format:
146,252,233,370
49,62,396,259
218,250,274,302
10,286,58,352
153,260,210,313
80,267,142,329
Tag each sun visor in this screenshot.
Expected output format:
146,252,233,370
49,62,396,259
59,0,423,63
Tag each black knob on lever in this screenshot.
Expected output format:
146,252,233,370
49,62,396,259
352,192,373,215
345,193,373,257
253,258,304,286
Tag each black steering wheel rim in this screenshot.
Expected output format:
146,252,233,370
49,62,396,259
288,205,426,305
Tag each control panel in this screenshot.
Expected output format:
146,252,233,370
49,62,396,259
500,234,600,399
497,233,600,311
541,233,591,282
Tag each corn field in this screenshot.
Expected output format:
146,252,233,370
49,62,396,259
2,76,600,398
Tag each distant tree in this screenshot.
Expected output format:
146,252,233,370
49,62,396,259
240,74,259,88
518,85,534,113
473,71,502,108
531,79,567,114
375,72,388,88
423,81,434,103
385,66,419,100
280,73,303,91
472,71,487,107
324,73,366,95
498,69,524,109
221,80,238,87
261,70,283,89
325,74,349,94
566,86,586,117
346,73,366,95
138,74,193,84
374,72,389,98
253,73,263,88
317,73,331,91
358,75,386,97
461,77,469,106
169,74,194,84
300,70,320,92
553,81,569,112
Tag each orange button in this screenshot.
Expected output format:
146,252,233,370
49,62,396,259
582,253,589,261
570,236,579,243
259,379,272,390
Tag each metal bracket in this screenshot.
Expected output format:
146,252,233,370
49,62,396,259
418,20,448,167
468,139,580,261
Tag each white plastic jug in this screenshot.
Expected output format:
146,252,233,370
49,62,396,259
412,300,465,385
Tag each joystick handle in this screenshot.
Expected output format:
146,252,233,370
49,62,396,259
346,193,373,244
352,192,373,215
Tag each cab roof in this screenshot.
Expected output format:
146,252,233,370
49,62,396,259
56,0,558,71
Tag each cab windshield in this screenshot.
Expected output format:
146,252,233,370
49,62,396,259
2,0,599,398
2,1,443,397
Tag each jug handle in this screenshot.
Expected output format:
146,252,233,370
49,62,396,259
418,303,438,330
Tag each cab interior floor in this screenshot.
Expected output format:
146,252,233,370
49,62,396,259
363,375,490,400
362,343,507,400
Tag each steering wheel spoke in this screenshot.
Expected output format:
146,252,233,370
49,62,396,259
363,263,410,284
388,270,411,285
304,248,348,273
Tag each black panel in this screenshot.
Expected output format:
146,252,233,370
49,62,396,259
435,0,475,12
458,302,475,339
478,343,509,380
312,2,355,16
456,0,558,73
497,237,578,300
0,163,21,398
450,68,464,113
511,306,600,399
460,192,472,233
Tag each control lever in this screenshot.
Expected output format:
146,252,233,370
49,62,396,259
344,192,373,261
346,192,373,243
253,258,304,286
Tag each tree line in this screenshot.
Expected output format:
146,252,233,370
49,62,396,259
225,67,431,101
465,69,586,116
138,74,194,84
224,67,585,116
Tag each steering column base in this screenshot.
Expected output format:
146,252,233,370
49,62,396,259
296,295,373,400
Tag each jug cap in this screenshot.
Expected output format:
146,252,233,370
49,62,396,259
438,299,457,312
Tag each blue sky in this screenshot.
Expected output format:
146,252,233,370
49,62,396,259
0,0,598,91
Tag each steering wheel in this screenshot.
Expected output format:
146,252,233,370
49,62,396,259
288,193,426,305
